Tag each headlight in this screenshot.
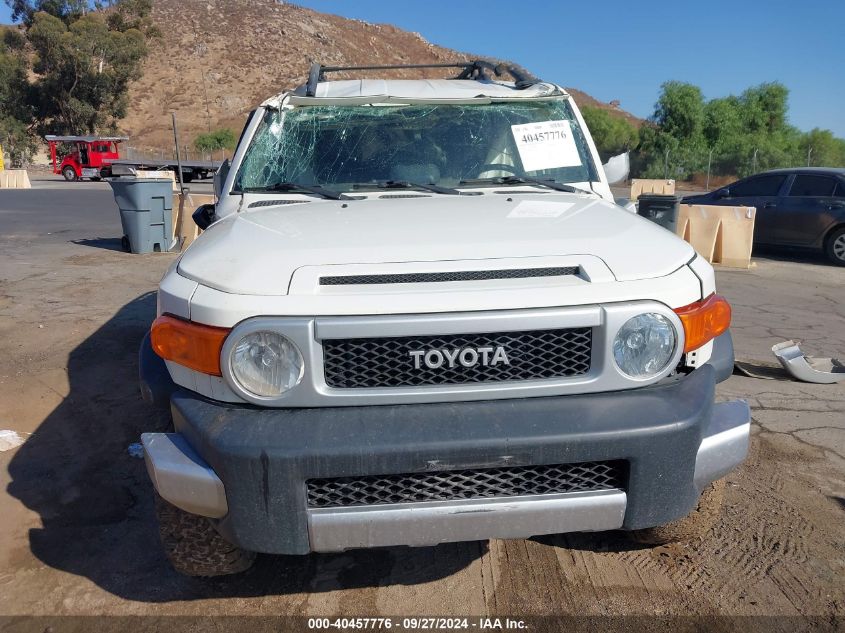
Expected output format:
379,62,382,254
230,331,304,397
613,313,676,379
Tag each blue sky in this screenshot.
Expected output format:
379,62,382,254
3,0,843,136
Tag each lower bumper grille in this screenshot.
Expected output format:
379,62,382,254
306,461,626,508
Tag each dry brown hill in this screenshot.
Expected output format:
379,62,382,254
122,0,641,152
564,87,645,129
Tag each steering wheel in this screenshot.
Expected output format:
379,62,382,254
476,163,519,176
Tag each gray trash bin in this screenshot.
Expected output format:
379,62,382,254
637,194,680,233
108,178,174,253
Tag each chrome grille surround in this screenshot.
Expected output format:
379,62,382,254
218,302,685,407
306,461,627,508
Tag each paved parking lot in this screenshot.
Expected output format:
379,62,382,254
0,179,843,623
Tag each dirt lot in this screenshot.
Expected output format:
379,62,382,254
0,179,843,628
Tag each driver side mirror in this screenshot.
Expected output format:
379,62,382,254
192,203,216,230
714,187,730,199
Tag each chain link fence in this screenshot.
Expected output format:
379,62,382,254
634,144,823,190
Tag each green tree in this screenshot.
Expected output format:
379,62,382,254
7,0,90,27
4,0,157,138
739,82,789,134
800,128,845,167
26,10,149,134
194,128,236,156
636,81,708,179
580,106,639,162
653,81,705,141
631,79,845,181
0,27,36,165
635,124,689,179
703,96,742,148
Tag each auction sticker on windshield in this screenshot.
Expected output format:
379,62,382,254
511,120,582,171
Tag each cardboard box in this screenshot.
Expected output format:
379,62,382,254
630,179,675,200
677,204,756,268
0,169,32,189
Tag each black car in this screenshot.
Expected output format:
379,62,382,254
682,168,845,265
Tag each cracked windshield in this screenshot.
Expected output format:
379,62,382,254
234,100,598,193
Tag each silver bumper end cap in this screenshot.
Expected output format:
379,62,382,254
694,399,751,490
307,489,627,553
772,339,845,384
141,432,228,518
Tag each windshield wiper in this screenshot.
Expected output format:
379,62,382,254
353,180,465,196
242,182,351,200
459,175,592,195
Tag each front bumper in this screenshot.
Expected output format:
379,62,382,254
141,360,750,555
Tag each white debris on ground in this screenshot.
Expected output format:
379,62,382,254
0,430,27,452
127,442,144,458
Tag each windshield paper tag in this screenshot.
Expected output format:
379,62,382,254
511,120,582,171
507,201,575,218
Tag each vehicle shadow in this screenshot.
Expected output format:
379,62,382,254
752,244,834,267
6,293,482,602
533,531,650,553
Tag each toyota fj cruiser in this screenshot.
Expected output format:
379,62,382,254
139,61,749,576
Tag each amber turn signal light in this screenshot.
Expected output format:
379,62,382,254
673,294,732,353
150,315,230,376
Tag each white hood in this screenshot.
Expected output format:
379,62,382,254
177,193,695,296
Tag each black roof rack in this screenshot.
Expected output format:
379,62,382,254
305,60,542,97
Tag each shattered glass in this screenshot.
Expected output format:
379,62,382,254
234,100,598,193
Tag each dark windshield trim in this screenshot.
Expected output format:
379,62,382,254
458,175,592,195
351,180,467,196
241,183,352,200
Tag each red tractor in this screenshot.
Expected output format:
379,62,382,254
45,135,127,181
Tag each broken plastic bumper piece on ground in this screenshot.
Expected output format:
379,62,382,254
771,340,845,384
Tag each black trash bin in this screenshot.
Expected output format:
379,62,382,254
637,194,680,233
108,178,174,253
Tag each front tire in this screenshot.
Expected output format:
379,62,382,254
824,226,845,266
154,493,256,577
62,166,78,181
630,479,725,545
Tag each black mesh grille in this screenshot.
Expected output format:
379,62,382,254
247,199,311,208
320,266,579,285
307,461,626,507
323,328,591,388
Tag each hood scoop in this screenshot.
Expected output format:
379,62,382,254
320,266,581,286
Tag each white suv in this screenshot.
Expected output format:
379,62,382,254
139,61,749,576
